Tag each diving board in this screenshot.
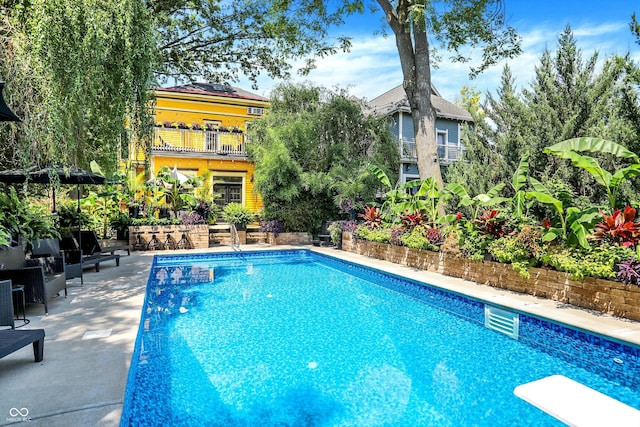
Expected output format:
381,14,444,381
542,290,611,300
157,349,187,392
514,375,640,427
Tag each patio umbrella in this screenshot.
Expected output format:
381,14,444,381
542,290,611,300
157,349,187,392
0,82,21,122
0,165,106,251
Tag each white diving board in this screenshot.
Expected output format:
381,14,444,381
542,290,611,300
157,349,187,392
514,375,640,427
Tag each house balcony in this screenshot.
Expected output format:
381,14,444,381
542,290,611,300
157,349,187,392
152,127,247,157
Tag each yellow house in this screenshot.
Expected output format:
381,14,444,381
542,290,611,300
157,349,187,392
133,83,269,213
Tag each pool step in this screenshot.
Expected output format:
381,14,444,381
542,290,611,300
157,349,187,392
484,304,519,339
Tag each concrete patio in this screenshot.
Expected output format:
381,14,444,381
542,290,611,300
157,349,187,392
1,245,639,426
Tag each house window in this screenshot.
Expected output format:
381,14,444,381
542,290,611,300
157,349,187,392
436,130,461,162
247,107,264,115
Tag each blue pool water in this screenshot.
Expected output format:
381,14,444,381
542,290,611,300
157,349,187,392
121,250,640,426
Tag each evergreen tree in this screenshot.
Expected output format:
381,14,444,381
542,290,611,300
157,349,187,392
447,26,640,209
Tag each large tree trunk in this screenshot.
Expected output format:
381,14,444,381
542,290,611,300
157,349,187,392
377,0,443,187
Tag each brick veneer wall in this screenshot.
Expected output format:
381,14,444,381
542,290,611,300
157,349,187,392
341,232,640,322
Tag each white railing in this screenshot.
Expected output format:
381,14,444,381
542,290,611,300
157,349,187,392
152,128,247,156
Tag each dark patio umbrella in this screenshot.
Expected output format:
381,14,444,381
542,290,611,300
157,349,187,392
0,82,21,122
0,165,106,253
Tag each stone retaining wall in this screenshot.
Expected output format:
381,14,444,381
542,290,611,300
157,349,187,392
342,232,640,322
267,232,311,245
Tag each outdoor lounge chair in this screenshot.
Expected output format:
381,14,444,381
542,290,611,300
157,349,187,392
0,280,45,362
58,233,121,285
0,245,67,315
79,230,130,256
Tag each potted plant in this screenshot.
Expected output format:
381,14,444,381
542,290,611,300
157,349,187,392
222,203,253,245
110,211,132,241
222,203,253,231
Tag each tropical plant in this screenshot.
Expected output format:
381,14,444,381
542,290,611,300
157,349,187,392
591,206,640,248
474,209,507,238
543,138,640,209
359,205,383,229
488,225,543,278
400,210,425,229
526,177,601,249
181,212,206,225
152,166,201,218
327,221,343,246
110,211,132,239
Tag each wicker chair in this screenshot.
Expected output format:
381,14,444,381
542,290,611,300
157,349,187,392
0,245,67,315
31,238,82,282
0,279,14,329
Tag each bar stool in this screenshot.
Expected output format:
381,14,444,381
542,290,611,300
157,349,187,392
12,285,29,327
133,231,148,251
147,233,163,250
177,229,192,249
163,231,177,250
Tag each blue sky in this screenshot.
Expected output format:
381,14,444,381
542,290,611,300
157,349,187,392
243,1,639,104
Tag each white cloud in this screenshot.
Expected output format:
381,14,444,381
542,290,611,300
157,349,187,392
240,18,638,106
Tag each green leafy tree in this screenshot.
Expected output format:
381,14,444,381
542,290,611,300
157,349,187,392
249,83,399,233
152,0,361,87
376,0,521,186
0,0,155,173
447,26,640,209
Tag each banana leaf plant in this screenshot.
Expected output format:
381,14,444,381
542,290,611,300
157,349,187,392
543,138,640,209
526,177,600,249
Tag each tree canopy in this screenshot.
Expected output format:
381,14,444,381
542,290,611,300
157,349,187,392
151,0,362,87
446,26,640,210
375,0,521,186
248,83,399,233
0,0,155,173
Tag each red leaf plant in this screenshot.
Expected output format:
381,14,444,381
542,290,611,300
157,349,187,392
474,209,507,238
359,205,383,229
592,206,640,247
400,210,425,229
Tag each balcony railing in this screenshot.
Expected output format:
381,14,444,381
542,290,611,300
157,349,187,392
152,127,247,156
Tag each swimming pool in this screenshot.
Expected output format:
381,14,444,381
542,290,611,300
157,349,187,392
121,249,640,426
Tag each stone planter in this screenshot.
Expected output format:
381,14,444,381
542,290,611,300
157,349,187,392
128,224,209,250
341,232,640,322
267,232,311,245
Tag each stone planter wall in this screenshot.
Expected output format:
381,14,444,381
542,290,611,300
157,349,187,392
129,225,209,250
267,232,311,245
342,232,640,322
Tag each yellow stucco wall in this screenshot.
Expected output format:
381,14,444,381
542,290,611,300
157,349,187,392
138,87,269,213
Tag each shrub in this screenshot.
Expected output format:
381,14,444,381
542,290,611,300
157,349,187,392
221,203,254,227
400,225,439,251
354,225,392,243
181,212,206,225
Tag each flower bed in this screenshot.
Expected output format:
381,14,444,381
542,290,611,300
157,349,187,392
342,232,640,322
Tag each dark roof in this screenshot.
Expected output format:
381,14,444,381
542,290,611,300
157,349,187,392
156,82,269,102
368,85,473,122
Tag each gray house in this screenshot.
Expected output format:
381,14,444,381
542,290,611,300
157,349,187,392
368,85,473,184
